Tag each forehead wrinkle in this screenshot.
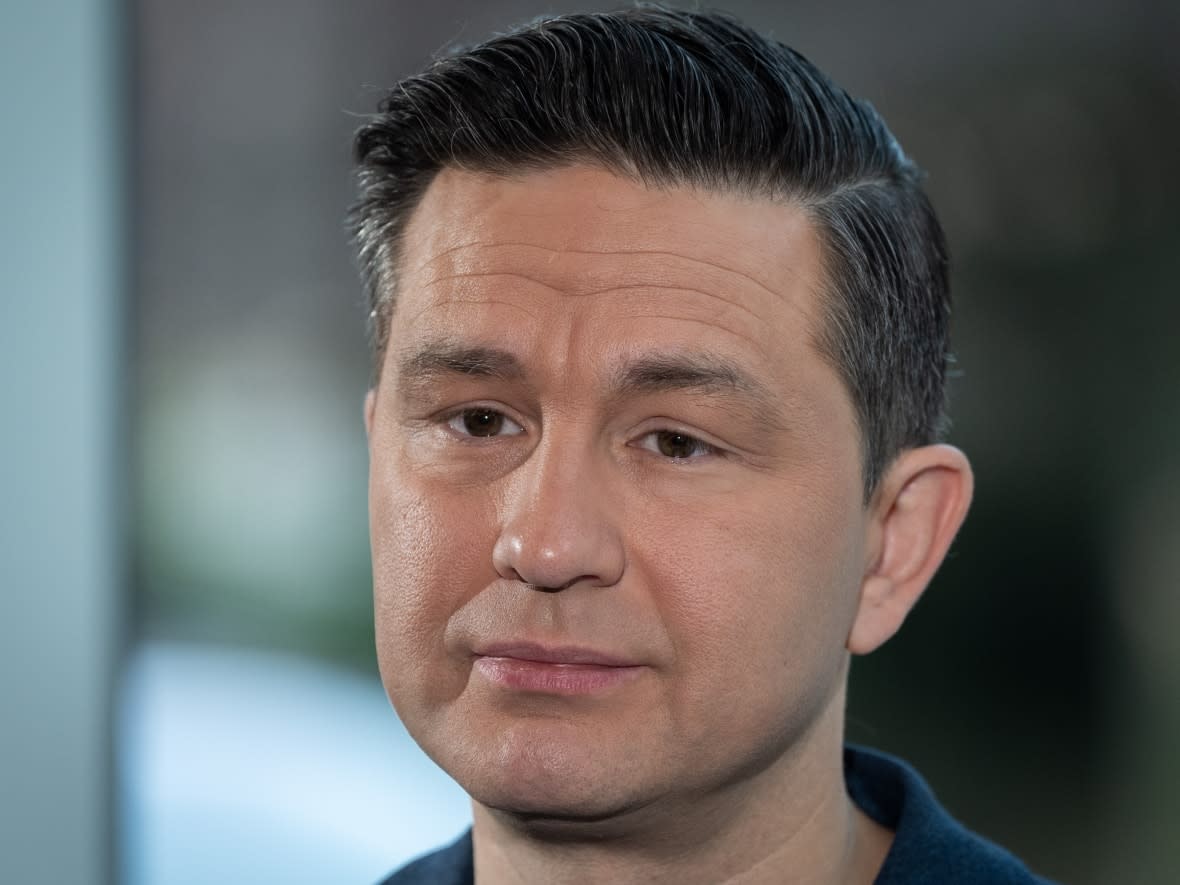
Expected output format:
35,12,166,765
571,283,764,322
400,290,546,329
419,273,764,325
593,284,763,324
411,252,815,336
407,239,502,278
410,239,797,309
617,312,776,365
418,270,568,298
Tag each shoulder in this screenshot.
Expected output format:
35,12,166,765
375,830,474,885
845,745,1060,885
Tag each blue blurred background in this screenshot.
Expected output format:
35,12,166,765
2,0,1178,883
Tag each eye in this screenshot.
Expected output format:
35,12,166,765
637,429,718,460
446,407,524,438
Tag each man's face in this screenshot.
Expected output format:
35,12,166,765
366,165,871,822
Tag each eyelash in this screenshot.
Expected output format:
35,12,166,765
440,407,721,462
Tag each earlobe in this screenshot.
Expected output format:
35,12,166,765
847,444,974,655
364,388,377,438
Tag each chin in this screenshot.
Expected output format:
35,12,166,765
443,717,661,828
474,773,637,820
475,784,657,842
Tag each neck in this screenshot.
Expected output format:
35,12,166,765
470,687,892,885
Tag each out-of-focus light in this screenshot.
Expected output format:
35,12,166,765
120,641,471,885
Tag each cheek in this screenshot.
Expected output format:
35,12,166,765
638,480,861,738
369,455,495,701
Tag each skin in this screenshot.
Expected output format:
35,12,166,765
365,165,973,884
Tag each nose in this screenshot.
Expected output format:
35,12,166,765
491,438,625,591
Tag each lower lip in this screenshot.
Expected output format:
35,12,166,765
474,657,644,695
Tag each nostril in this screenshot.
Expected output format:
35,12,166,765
523,575,594,593
527,581,567,594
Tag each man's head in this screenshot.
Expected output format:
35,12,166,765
353,6,951,497
355,6,971,841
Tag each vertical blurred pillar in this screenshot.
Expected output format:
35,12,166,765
0,1,124,884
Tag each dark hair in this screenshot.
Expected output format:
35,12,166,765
351,5,951,497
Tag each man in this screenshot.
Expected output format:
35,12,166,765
354,7,1056,884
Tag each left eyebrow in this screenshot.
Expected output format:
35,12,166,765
609,353,785,426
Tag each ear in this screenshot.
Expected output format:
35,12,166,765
847,444,974,655
364,388,377,439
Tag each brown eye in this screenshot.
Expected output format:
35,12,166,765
654,431,706,459
463,409,504,436
446,408,524,438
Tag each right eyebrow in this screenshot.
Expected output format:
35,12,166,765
394,341,524,395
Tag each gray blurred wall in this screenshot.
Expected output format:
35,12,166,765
1,2,124,884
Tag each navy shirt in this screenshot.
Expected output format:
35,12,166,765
379,745,1058,884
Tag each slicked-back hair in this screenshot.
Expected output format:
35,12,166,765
351,5,951,498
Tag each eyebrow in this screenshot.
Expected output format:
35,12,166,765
394,340,783,424
612,353,774,407
395,341,525,391
609,352,788,431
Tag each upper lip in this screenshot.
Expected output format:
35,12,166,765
473,642,640,667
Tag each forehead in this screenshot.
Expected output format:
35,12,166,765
389,165,833,397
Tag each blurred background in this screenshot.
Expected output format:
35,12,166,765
3,0,1177,882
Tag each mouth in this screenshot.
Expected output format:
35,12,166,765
472,642,646,696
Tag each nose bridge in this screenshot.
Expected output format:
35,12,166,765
492,424,624,590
